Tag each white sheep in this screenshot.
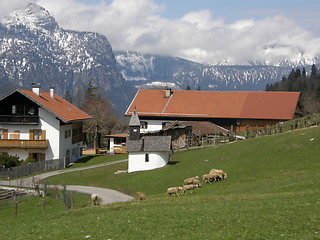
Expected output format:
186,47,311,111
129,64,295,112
91,194,99,205
209,169,227,180
182,184,198,194
202,174,211,183
183,176,199,185
167,186,183,197
193,178,202,187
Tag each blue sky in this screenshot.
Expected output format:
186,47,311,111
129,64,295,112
1,0,320,65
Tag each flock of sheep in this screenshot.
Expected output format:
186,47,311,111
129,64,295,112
91,168,227,204
167,168,228,197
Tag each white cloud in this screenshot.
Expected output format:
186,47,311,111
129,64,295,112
1,0,319,65
0,0,30,19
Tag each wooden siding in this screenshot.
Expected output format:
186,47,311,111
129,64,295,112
0,139,49,149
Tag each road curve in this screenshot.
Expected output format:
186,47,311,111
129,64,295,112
0,159,135,205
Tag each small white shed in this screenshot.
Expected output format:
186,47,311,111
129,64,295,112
126,136,172,173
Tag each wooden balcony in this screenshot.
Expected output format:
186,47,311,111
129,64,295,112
0,139,48,149
0,115,39,125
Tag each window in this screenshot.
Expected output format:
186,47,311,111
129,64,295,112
28,153,45,162
30,129,45,140
162,122,171,128
34,130,42,140
145,153,149,162
12,105,16,114
141,121,148,129
0,129,3,139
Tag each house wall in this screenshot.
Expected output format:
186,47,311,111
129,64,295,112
0,108,59,161
140,117,281,134
140,119,170,133
39,108,60,160
128,151,169,173
59,123,83,163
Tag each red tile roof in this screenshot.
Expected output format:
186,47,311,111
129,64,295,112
126,90,300,120
19,89,92,123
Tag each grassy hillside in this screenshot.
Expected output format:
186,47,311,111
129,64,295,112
1,126,319,239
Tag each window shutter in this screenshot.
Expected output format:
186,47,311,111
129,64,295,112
4,129,8,139
40,153,45,161
28,153,34,160
29,130,34,140
41,130,46,140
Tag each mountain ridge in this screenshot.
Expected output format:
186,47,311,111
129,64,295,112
0,3,136,114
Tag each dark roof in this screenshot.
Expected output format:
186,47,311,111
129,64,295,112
125,90,300,120
129,109,140,126
180,121,229,136
126,136,171,152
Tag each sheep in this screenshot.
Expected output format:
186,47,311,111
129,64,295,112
183,176,199,185
91,194,99,205
193,178,202,187
167,186,183,197
209,169,227,180
136,192,146,201
182,184,198,194
202,174,211,183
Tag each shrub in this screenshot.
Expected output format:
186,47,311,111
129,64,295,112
0,155,21,168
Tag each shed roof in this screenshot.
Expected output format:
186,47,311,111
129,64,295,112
125,90,300,120
126,135,171,152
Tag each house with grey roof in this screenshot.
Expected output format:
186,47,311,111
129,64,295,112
127,109,172,173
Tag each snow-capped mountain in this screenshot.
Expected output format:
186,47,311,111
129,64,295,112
0,3,136,113
0,3,318,115
115,51,297,91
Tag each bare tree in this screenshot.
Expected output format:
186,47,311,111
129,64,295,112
81,97,116,149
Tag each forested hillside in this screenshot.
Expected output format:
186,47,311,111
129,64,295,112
266,64,320,115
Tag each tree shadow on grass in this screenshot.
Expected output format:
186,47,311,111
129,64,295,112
168,161,179,165
74,155,96,164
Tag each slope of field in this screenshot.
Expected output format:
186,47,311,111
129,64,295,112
1,126,319,239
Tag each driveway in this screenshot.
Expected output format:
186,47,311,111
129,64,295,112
0,159,135,205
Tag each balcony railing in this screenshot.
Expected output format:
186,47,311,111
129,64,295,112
0,115,39,124
0,139,48,149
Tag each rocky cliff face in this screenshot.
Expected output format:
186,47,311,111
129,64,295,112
115,50,294,91
0,3,136,114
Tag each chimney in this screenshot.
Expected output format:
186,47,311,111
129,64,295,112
49,85,55,98
165,88,172,98
32,83,41,96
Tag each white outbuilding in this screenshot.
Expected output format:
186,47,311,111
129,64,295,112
126,109,172,173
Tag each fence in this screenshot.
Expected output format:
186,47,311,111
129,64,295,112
0,158,66,179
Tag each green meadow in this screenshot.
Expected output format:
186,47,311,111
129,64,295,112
0,126,319,239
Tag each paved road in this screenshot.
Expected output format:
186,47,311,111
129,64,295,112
0,159,135,205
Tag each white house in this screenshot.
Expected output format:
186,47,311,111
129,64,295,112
126,109,172,173
0,84,92,163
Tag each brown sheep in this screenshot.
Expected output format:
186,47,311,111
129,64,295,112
136,192,146,200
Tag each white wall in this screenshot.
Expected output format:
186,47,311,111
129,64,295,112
128,151,169,173
0,108,84,162
39,108,60,160
141,119,173,133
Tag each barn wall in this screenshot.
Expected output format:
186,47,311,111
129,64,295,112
237,119,278,132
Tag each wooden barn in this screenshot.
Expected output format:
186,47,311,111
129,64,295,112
125,89,300,133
